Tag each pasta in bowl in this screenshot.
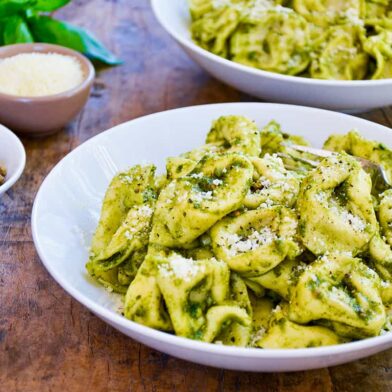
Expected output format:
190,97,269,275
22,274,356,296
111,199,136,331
32,103,392,371
87,113,392,350
189,0,392,81
152,0,392,111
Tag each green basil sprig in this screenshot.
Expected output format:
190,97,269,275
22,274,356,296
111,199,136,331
0,0,122,65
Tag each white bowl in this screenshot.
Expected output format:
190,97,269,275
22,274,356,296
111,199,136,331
0,124,26,195
32,103,392,372
151,0,392,113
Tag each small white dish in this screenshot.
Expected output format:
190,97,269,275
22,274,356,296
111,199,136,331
0,124,26,195
32,103,392,372
151,0,392,113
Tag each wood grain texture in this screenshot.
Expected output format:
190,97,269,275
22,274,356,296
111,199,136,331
1,1,392,391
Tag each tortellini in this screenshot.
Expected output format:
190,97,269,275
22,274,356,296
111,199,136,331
189,0,217,20
293,0,362,27
157,252,252,344
324,130,392,183
364,0,390,20
230,9,310,75
206,115,261,156
368,190,392,282
210,206,301,276
297,153,377,256
124,249,173,331
260,120,314,173
243,154,301,209
189,0,392,80
378,189,392,246
89,164,156,258
245,258,307,300
289,253,385,338
369,233,392,281
91,205,153,271
260,120,310,157
310,25,368,80
150,153,253,247
166,143,223,180
191,4,242,56
257,303,342,348
87,165,157,293
87,114,392,349
364,29,392,79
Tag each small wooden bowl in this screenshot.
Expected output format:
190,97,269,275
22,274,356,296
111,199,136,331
0,43,95,136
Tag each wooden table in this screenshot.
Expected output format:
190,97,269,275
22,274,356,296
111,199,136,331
2,1,392,391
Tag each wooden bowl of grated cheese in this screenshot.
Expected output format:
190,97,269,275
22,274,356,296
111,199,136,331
0,43,95,136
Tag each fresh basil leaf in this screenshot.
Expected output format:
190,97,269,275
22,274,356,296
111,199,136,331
0,23,4,46
3,16,34,44
33,0,70,11
0,0,36,18
28,15,122,65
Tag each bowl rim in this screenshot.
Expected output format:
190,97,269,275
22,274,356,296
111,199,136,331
0,124,26,195
0,43,95,102
31,102,392,360
151,0,392,87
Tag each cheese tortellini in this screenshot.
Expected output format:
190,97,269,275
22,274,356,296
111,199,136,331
364,29,392,79
189,0,392,80
151,153,253,247
87,114,392,349
210,206,301,276
289,253,385,338
230,8,310,75
297,153,377,255
324,129,392,183
310,25,368,80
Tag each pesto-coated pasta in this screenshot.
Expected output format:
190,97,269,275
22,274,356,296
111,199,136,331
289,253,385,338
87,165,157,293
257,303,342,348
364,29,392,79
206,115,261,156
150,153,253,247
297,153,377,256
87,114,392,349
293,0,362,27
324,130,392,183
189,0,392,80
310,25,368,80
230,8,310,75
243,154,301,209
210,206,301,276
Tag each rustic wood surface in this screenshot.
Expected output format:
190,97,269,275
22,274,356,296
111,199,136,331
1,1,392,391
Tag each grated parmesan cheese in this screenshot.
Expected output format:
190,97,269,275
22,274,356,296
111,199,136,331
137,205,153,217
259,199,274,209
249,327,266,346
192,190,213,204
190,172,204,179
0,52,84,97
158,255,205,282
120,175,134,184
225,227,276,256
260,177,272,188
330,206,366,232
341,8,363,25
314,192,325,203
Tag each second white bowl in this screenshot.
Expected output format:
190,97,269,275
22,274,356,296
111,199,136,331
0,124,26,196
151,0,392,113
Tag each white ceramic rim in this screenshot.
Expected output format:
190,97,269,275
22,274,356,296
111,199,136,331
0,124,26,194
151,0,392,87
32,103,392,360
